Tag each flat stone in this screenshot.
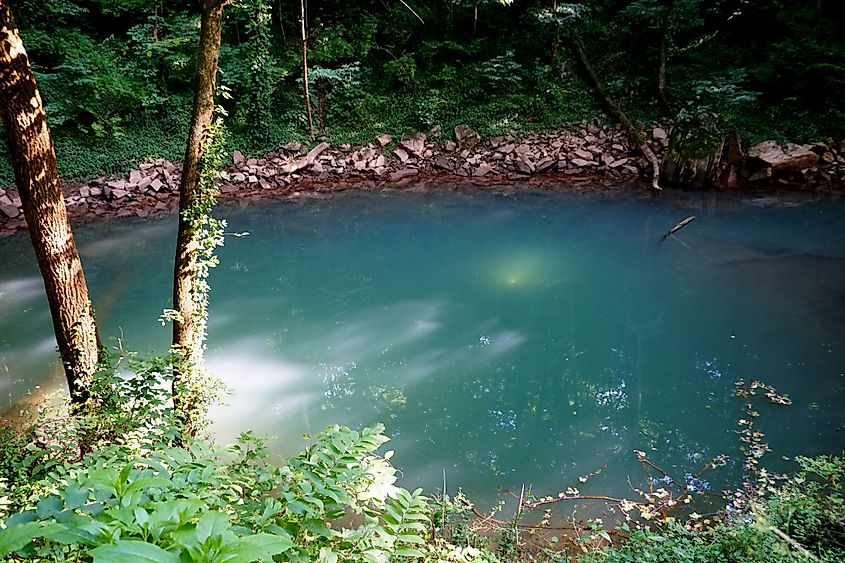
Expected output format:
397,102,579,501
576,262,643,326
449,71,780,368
79,186,91,198
388,168,419,182
111,189,129,199
150,179,164,192
0,204,20,219
536,157,556,173
444,140,457,152
747,141,818,173
129,170,143,184
652,127,668,140
497,144,515,155
571,158,596,167
137,176,153,191
473,163,493,177
281,158,310,174
89,187,103,197
377,133,392,146
393,147,409,163
232,150,244,165
107,180,126,190
573,149,594,161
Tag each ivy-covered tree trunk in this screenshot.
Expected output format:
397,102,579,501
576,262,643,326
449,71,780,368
0,0,101,406
172,0,226,434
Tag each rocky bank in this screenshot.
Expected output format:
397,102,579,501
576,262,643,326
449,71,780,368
2,122,844,238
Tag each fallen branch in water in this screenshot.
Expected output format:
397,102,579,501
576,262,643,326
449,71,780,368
662,216,695,240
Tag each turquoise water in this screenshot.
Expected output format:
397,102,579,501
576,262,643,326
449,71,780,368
2,189,845,507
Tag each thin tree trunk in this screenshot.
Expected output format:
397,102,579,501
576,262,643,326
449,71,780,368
551,0,559,68
569,38,662,192
657,0,674,113
153,1,159,42
300,0,314,139
472,3,478,38
172,0,226,432
0,0,101,406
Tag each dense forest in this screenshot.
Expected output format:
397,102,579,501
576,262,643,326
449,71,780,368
1,0,844,183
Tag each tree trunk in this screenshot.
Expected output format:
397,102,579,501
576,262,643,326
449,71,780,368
172,0,226,432
657,0,674,113
569,38,662,192
300,0,314,140
0,0,101,406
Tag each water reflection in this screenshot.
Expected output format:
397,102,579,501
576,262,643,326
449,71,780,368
1,191,844,506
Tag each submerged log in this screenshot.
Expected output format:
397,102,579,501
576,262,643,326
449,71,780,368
662,216,695,240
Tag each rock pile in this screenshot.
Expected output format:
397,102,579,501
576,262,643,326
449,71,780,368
2,122,844,237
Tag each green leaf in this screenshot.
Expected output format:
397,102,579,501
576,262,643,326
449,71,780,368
36,496,64,519
0,521,63,557
212,533,293,562
90,540,181,563
196,511,230,543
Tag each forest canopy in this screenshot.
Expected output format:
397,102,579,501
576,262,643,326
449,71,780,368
1,0,843,183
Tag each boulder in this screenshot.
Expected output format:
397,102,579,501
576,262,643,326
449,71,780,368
150,179,164,192
233,150,245,165
747,141,818,173
652,127,668,141
400,133,426,157
129,169,143,184
377,133,392,147
454,124,481,150
281,141,302,153
137,176,153,191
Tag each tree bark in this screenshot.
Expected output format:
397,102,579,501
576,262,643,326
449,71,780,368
172,0,226,430
569,38,663,192
300,0,314,140
0,0,101,406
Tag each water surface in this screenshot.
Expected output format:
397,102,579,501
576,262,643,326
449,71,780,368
2,189,844,507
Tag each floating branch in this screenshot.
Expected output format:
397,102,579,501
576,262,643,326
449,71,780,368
662,215,695,240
